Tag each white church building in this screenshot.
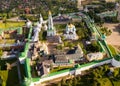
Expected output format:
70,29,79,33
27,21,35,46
64,23,77,40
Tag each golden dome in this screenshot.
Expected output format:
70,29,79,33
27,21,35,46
48,10,51,15
68,24,74,28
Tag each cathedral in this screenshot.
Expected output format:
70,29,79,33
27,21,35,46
64,23,77,40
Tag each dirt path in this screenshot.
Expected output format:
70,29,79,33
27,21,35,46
34,75,73,86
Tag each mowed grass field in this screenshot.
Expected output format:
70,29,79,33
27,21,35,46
0,22,25,29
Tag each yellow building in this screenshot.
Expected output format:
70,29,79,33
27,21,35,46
77,0,93,9
105,0,116,2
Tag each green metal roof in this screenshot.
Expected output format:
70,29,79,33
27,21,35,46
97,11,117,17
25,58,31,78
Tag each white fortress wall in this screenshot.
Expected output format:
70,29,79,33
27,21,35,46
112,58,120,67
32,58,112,85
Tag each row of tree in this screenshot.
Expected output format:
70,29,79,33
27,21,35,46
55,65,120,86
0,0,78,20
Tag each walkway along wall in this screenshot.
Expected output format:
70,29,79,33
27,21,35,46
18,26,33,86
32,58,112,85
112,58,120,67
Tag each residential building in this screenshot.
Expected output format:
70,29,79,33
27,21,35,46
54,45,83,66
105,0,116,2
87,52,103,61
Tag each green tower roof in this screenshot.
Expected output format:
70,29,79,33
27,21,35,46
114,54,120,61
101,34,106,40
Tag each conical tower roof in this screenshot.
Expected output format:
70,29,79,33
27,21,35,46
114,54,120,61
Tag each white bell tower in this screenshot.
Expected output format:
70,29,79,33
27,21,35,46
47,11,56,36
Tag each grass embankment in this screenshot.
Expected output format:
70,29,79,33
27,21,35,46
0,22,25,29
108,45,118,56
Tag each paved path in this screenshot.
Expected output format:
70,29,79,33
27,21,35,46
103,23,120,46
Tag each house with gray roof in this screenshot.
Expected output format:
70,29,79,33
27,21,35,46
53,45,83,66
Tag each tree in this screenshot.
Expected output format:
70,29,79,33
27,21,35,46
0,77,2,86
99,78,112,86
73,77,77,86
104,64,109,72
104,16,119,23
64,41,69,47
61,36,65,41
105,2,115,10
87,10,103,24
39,31,47,41
0,49,3,59
56,45,63,50
61,78,66,86
57,82,61,86
92,42,101,52
56,65,120,86
68,42,74,49
113,68,119,77
86,41,101,52
100,27,112,36
77,28,85,39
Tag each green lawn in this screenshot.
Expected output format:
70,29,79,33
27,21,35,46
50,66,73,73
54,24,66,32
0,22,25,29
0,58,25,86
0,70,8,86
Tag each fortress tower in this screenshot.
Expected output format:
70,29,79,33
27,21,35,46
112,55,120,67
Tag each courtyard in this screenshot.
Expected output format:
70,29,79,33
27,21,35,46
103,23,120,46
